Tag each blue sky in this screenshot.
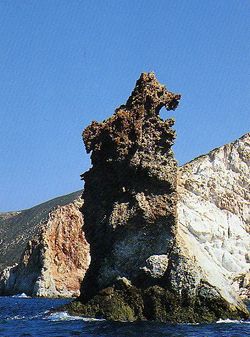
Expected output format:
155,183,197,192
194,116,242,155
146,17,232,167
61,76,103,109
0,1,249,211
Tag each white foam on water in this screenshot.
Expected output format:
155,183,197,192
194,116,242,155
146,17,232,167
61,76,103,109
216,318,250,324
11,293,31,298
46,311,105,322
6,315,26,320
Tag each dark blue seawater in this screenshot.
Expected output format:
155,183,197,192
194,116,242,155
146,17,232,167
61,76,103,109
0,296,249,337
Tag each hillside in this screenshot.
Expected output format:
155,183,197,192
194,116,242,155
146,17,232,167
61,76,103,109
0,190,82,271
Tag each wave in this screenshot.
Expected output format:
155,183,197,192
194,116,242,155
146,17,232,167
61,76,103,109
46,311,105,322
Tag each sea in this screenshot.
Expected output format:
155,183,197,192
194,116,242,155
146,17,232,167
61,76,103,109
0,296,249,337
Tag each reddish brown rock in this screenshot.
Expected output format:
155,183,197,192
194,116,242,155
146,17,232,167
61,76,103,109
0,195,90,298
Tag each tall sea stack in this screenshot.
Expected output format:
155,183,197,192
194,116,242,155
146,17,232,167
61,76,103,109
68,73,248,322
81,72,180,299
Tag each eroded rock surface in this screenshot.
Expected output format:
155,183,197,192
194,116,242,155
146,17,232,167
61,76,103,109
80,72,180,302
67,73,248,322
0,192,90,297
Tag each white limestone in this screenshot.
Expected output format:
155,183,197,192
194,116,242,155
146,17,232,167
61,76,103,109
178,133,250,300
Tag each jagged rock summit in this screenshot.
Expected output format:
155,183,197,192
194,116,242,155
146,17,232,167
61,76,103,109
67,73,249,322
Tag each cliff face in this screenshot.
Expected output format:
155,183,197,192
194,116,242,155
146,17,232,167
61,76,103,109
0,191,83,271
178,133,250,300
0,192,90,298
67,73,249,322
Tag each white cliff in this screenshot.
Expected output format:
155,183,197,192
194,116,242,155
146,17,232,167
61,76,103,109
178,133,250,301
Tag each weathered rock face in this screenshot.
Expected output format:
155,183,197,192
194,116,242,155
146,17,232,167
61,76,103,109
178,133,250,301
80,72,180,303
0,193,90,298
67,72,248,322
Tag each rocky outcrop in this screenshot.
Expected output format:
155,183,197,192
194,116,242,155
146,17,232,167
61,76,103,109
80,72,180,302
178,133,250,301
1,73,248,319
66,73,249,322
0,192,90,297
